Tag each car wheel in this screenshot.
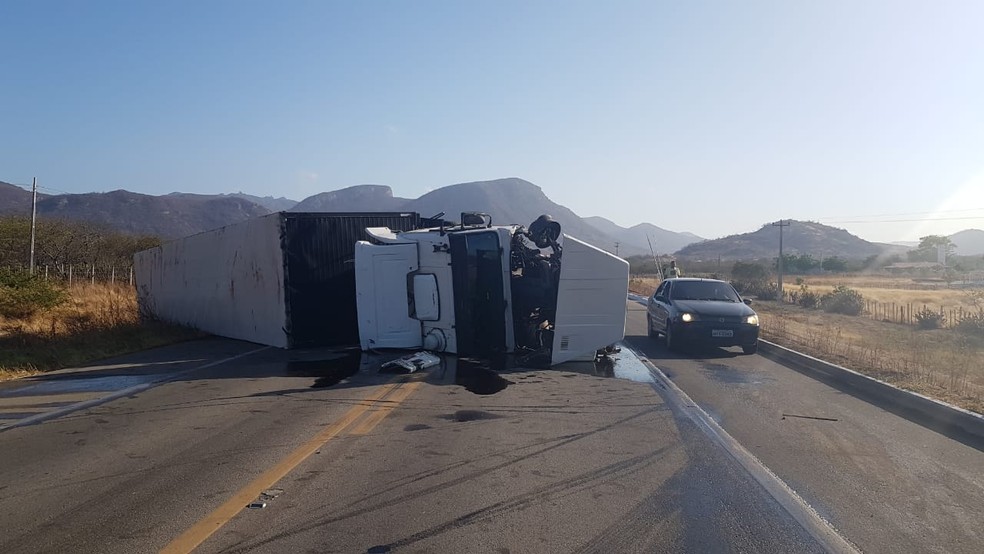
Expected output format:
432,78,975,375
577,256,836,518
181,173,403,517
665,324,678,351
742,342,758,355
647,315,657,338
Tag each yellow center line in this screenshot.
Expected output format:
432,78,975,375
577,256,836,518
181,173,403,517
350,381,422,435
161,378,420,554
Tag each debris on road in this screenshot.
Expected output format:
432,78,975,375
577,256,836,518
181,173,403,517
380,352,441,374
782,413,839,422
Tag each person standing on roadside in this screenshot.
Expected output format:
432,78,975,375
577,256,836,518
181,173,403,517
666,260,682,278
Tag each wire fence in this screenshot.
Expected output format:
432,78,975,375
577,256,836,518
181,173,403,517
861,299,981,329
2,264,135,286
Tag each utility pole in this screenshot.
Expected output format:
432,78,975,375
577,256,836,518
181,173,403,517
772,220,790,303
29,177,38,275
614,242,620,257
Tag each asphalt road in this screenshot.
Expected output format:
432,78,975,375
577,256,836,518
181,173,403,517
0,304,981,553
623,300,984,553
2,339,830,553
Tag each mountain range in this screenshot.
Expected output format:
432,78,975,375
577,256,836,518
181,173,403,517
4,178,982,258
0,179,698,255
677,220,910,261
291,178,695,256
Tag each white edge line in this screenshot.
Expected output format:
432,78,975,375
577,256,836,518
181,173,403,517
619,341,861,554
0,346,271,433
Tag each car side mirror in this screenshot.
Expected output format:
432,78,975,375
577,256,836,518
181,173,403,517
743,298,753,305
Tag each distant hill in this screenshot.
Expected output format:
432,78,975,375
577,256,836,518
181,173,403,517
36,190,271,238
0,181,49,215
228,193,297,212
407,178,632,251
291,185,409,212
950,229,984,256
167,192,298,212
676,220,901,260
583,216,702,256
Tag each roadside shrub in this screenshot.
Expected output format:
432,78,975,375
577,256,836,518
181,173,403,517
820,285,864,316
733,280,779,301
0,269,68,319
797,284,821,309
731,261,769,283
914,308,946,330
953,311,984,337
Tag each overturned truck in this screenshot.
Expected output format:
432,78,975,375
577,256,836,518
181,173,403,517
356,213,628,366
134,211,628,366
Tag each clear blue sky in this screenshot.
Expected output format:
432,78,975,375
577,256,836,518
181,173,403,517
2,0,983,242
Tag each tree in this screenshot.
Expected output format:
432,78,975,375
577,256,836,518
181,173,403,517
822,256,848,272
732,261,768,282
908,235,955,263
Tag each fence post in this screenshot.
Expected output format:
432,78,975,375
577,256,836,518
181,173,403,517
69,265,73,286
44,265,48,281
128,266,133,286
91,265,95,285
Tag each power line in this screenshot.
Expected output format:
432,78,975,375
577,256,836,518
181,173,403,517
6,182,73,195
823,215,984,224
818,206,984,220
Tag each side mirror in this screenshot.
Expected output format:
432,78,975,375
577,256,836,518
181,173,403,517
743,298,753,305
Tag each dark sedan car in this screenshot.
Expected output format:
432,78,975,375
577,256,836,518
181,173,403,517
647,278,760,354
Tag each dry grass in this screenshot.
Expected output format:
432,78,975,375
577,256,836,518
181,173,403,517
628,276,984,414
756,302,984,414
0,282,199,380
785,275,982,311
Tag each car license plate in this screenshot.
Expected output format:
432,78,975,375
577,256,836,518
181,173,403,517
712,329,733,338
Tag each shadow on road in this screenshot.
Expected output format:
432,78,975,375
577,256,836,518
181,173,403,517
624,333,743,362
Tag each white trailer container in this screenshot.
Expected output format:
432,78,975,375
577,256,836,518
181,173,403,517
134,212,423,348
134,213,289,347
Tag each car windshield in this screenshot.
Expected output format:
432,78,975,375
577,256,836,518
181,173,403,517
671,281,740,302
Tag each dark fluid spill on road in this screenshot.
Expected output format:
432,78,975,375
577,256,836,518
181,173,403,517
701,362,747,384
700,361,773,385
442,410,503,422
286,351,364,388
554,348,655,384
455,357,514,395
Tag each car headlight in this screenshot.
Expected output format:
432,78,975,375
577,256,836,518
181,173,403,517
745,314,759,326
680,313,697,323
